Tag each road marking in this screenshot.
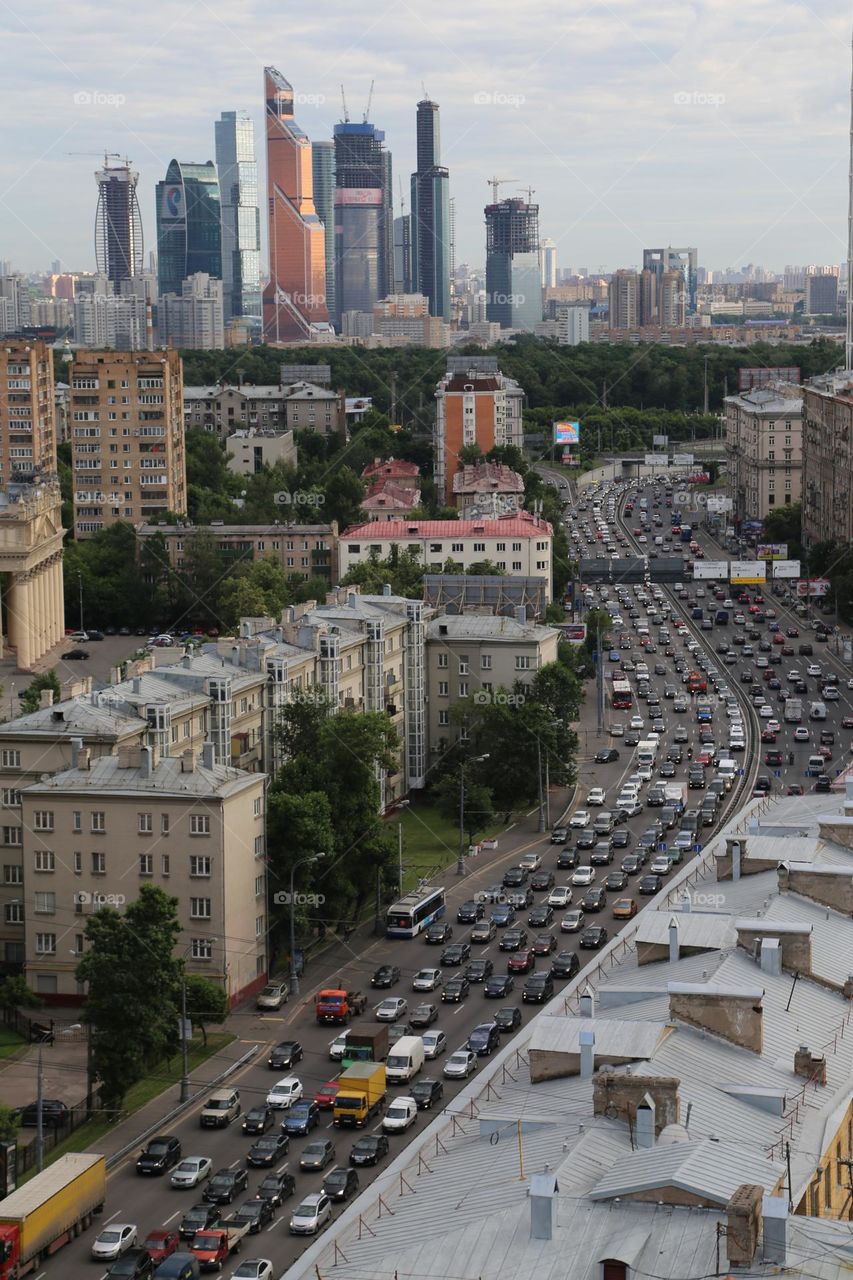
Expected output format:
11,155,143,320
228,1158,240,1169
163,1210,181,1224
103,1209,121,1224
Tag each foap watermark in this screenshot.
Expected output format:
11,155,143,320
295,92,326,107
74,890,126,906
274,891,325,907
274,490,325,508
673,90,725,108
73,90,126,107
274,288,326,309
485,291,527,306
472,689,525,707
473,90,526,108
682,889,725,909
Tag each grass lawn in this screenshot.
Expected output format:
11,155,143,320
0,1026,25,1059
397,801,503,891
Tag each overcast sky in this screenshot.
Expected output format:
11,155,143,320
1,0,850,277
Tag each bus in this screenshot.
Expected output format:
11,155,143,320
386,886,447,938
611,676,633,709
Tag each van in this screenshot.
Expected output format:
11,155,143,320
593,811,614,836
808,755,826,775
200,1087,241,1128
154,1256,201,1280
809,702,827,721
385,1035,424,1084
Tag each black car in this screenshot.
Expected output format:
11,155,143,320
18,1098,68,1128
283,1101,321,1136
456,899,485,924
484,974,514,998
442,976,470,1002
506,887,535,909
468,1022,501,1055
256,1171,296,1207
410,1078,445,1109
580,926,608,949
322,1166,361,1202
242,1105,274,1134
621,854,643,875
550,951,580,980
498,928,528,952
267,1040,303,1071
424,922,452,944
610,829,630,849
106,1248,154,1280
179,1203,220,1239
203,1168,249,1204
581,887,606,913
638,874,663,896
522,973,555,1004
576,831,597,850
590,844,614,866
349,1134,390,1167
528,904,554,928
550,827,569,844
65,648,90,660
234,1197,275,1234
494,1006,522,1031
86,629,105,641
247,1132,289,1167
594,748,620,763
530,870,556,892
371,965,402,988
136,1135,181,1175
502,867,530,888
441,942,470,966
465,958,493,983
815,774,832,793
556,847,579,869
605,870,629,892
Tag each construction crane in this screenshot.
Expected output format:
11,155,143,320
487,177,518,202
517,185,536,204
363,79,374,123
340,85,350,123
67,151,124,166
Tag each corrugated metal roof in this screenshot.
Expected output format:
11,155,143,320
589,1138,783,1205
635,911,733,949
23,753,260,798
427,614,555,641
530,1017,668,1060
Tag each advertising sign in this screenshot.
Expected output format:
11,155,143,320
557,623,587,643
773,560,800,579
738,366,800,392
796,578,831,597
560,449,577,466
160,184,185,221
730,560,766,584
693,560,729,580
706,495,733,513
653,434,669,448
644,454,668,468
757,543,788,561
336,188,383,205
672,453,694,467
554,421,580,445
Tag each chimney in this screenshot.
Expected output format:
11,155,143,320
383,583,392,597
132,677,142,694
77,747,91,771
579,986,595,1018
759,937,782,975
231,646,240,667
579,1029,595,1079
793,1044,827,1085
668,983,764,1054
735,919,812,974
202,742,215,769
182,652,192,669
731,838,742,881
592,1073,680,1134
636,1093,656,1149
39,688,54,709
70,737,83,769
726,1185,763,1268
668,916,680,963
347,593,358,608
116,745,136,769
679,890,692,912
528,1167,558,1241
181,748,195,773
762,1194,788,1264
515,604,527,625
140,745,153,779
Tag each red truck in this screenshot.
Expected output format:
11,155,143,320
314,988,367,1024
190,1220,249,1271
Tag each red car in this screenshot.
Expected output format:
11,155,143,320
786,627,799,638
507,948,536,974
532,933,557,956
144,1230,180,1265
819,745,833,760
696,749,714,765
772,633,784,644
761,728,777,743
314,1080,339,1110
843,716,853,730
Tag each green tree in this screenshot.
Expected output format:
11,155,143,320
76,885,182,1113
0,975,42,1021
19,669,62,716
323,466,365,529
183,975,228,1047
266,789,336,957
433,773,495,847
340,546,425,598
0,1106,20,1143
583,608,613,658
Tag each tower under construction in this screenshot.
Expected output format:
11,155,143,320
94,156,143,288
485,196,542,330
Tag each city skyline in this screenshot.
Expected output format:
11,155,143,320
1,0,849,277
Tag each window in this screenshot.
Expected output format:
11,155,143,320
183,721,191,740
191,937,212,960
481,654,492,670
74,934,84,955
473,542,485,552
459,660,469,676
33,849,54,871
1,788,20,807
73,851,82,873
139,853,153,876
255,874,264,897
1,750,20,768
253,796,262,817
190,897,211,919
3,864,22,884
72,810,81,832
33,892,55,914
256,915,264,938
190,855,211,878
161,813,170,835
512,542,522,552
452,542,464,553
161,853,170,876
459,682,469,697
438,681,449,696
138,812,153,834
5,902,23,925
91,851,106,875
91,811,105,833
35,932,56,955
438,710,449,726
516,656,532,670
437,653,448,668
190,814,210,836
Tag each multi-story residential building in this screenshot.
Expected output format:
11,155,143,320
0,338,57,476
452,460,524,516
361,480,422,521
135,521,338,584
73,288,146,351
371,293,451,347
225,429,297,477
556,303,590,345
339,512,553,601
802,372,853,546
608,270,639,329
643,245,698,312
183,379,345,439
155,160,222,299
19,742,266,1004
158,272,225,350
804,270,839,316
724,383,803,522
214,110,261,334
425,611,559,752
70,349,187,537
540,239,557,289
433,359,525,502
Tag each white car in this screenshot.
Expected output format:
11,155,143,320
266,1076,303,1109
570,810,590,828
572,866,596,887
382,1097,418,1131
766,719,780,733
547,886,573,908
794,727,810,741
170,1156,212,1188
616,798,643,817
328,1031,349,1061
519,852,542,871
289,1193,332,1236
232,1263,275,1280
92,1225,137,1261
609,724,625,737
629,716,644,730
376,997,408,1021
848,678,853,690
807,664,823,677
586,788,606,807
822,687,839,701
412,968,442,992
758,705,773,719
422,1030,447,1059
787,670,801,682
443,1050,477,1080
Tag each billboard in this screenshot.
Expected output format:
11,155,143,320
756,543,788,561
160,183,185,221
554,421,580,444
773,560,800,578
737,366,800,392
336,188,383,205
644,454,668,468
730,560,766,584
796,578,831,597
706,495,733,514
672,453,694,467
693,560,729,580
557,623,587,643
653,434,668,448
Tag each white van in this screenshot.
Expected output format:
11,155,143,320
810,702,827,721
385,1035,424,1084
808,754,826,775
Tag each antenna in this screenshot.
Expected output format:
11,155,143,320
340,84,350,123
847,23,853,369
363,79,374,123
421,81,429,100
487,177,519,203
398,175,406,216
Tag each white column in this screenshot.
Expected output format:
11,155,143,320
35,569,46,661
13,576,33,671
48,561,59,649
55,559,65,645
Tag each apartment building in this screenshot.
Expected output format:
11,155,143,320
135,521,338,584
339,512,554,602
0,337,57,478
433,361,525,502
20,742,266,1005
70,349,187,538
802,372,853,545
425,611,559,753
451,460,524,516
225,429,297,477
724,382,803,522
184,380,346,440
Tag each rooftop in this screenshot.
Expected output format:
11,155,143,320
340,511,553,540
452,460,525,494
22,750,261,799
426,613,556,642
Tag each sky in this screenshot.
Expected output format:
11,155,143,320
1,0,850,278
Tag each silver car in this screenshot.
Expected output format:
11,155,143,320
289,1192,332,1235
443,1050,476,1079
422,1030,447,1059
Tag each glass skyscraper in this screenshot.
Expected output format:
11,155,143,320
333,122,393,326
311,140,336,321
485,196,542,331
155,160,222,299
214,111,261,333
410,99,450,320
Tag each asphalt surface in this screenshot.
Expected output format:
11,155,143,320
35,474,791,1280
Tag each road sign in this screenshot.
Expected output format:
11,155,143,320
694,843,702,853
658,842,668,852
738,768,744,776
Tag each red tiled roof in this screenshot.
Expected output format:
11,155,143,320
361,480,421,511
452,461,525,494
362,456,421,480
341,510,552,539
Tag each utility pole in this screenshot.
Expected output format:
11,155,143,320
398,821,404,894
36,1041,44,1172
78,571,84,634
536,739,545,833
703,355,709,416
457,764,466,876
389,370,397,424
179,978,189,1103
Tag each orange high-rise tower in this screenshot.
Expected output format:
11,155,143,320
262,67,330,342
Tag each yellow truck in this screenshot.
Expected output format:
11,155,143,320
332,1062,386,1128
0,1152,106,1279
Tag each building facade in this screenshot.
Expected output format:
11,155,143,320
135,521,338,583
804,271,838,315
333,121,394,327
451,460,524,515
158,273,225,350
94,157,143,289
70,349,187,537
608,270,639,329
311,139,336,322
155,160,222,300
724,383,803,522
183,380,346,439
225,429,297,477
214,110,261,334
802,372,853,546
410,99,450,322
556,303,590,345
485,197,542,330
434,361,525,501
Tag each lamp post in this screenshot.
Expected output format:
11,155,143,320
179,977,190,1104
290,852,325,997
458,755,489,876
77,571,84,635
397,799,410,895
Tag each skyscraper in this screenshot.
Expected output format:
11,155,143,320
94,156,143,288
393,215,412,293
643,246,697,313
410,99,450,321
214,111,261,332
608,270,639,329
485,196,542,330
262,67,329,341
311,140,336,321
333,120,393,326
155,160,222,299
540,238,557,289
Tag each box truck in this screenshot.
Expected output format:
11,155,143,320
0,1153,106,1280
332,1063,387,1128
341,1026,388,1066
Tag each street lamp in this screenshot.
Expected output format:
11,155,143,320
77,571,84,635
458,755,489,876
290,852,325,997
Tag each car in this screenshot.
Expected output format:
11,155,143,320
17,1098,68,1129
550,826,570,843
410,1077,445,1110
609,723,625,737
550,951,581,981
570,810,590,828
313,1081,340,1112
170,1156,212,1190
349,1133,390,1167
421,1029,447,1060
612,897,638,920
256,1170,297,1207
410,1002,439,1028
470,918,497,942
807,663,822,677
576,829,597,850
579,926,608,950
604,870,629,891
498,927,528,951
765,749,784,766
242,1105,274,1135
203,1167,248,1204
556,846,579,869
105,1248,154,1279
234,1197,276,1234
587,787,607,807
93,1225,139,1262
456,899,485,923
256,981,288,1010
519,852,543,872
532,932,558,955
490,903,516,927
328,1031,350,1061
424,921,453,944
300,1139,336,1171
572,865,596,887
639,873,663,896
485,973,515,997
528,904,555,928
548,885,573,909
136,1135,181,1175
560,908,586,933
494,1006,523,1032
179,1203,220,1239
465,958,494,983
531,869,556,892
321,1166,361,1205
650,855,671,875
382,1097,418,1132
289,1192,332,1235
441,942,471,966
388,1022,413,1046
376,997,408,1021
444,1050,477,1079
231,1263,275,1280
410,968,442,995
442,976,470,1002
267,1040,303,1071
266,1077,302,1109
582,887,607,912
371,964,402,988
141,1230,181,1265
594,748,620,763
283,1100,321,1137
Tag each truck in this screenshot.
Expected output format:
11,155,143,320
664,783,686,812
341,1026,389,1066
784,698,803,724
0,1152,106,1280
314,989,368,1025
637,738,659,768
332,1062,387,1128
385,1035,425,1084
190,1221,250,1271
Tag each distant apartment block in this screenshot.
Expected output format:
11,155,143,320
135,521,338,583
804,271,839,316
724,383,803,522
158,272,225,350
225,429,297,477
434,360,524,502
802,372,853,546
183,380,345,439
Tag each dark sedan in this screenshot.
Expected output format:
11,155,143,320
441,976,470,1002
498,928,528,952
638,874,663,896
527,904,554,929
579,926,608,950
456,899,485,924
424,922,452,944
256,1171,296,1207
441,943,471,967
550,951,580,980
494,1006,522,1031
484,974,514,998
522,973,555,1003
283,1102,320,1137
581,887,606,913
532,933,557,956
556,847,579,869
233,1197,275,1234
594,748,620,763
322,1166,360,1203
371,965,401,988
247,1133,289,1167
349,1134,390,1167
242,1106,274,1135
268,1041,303,1071
530,870,556,892
604,870,629,892
465,959,493,983
410,1078,444,1110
